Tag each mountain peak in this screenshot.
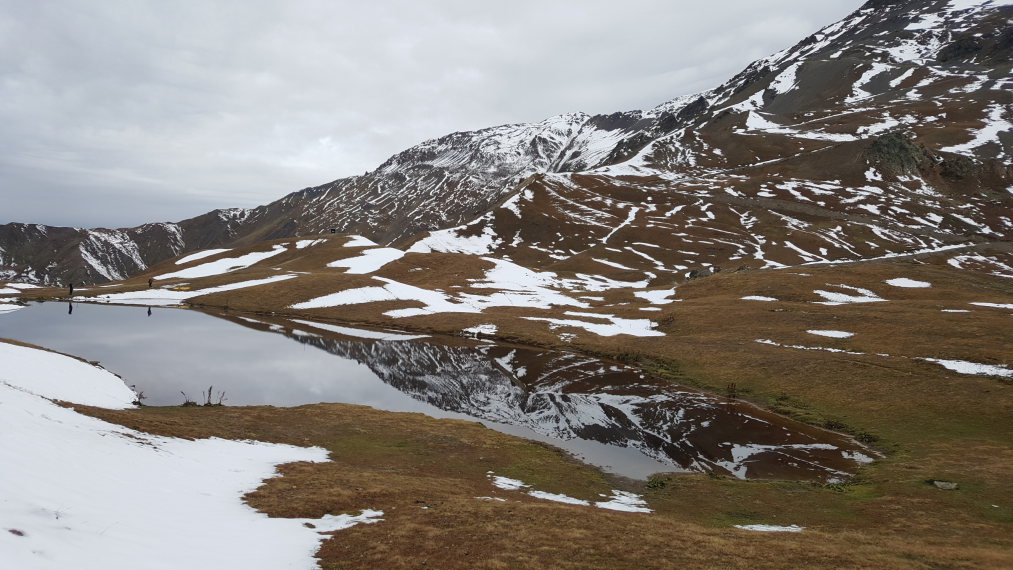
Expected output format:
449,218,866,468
2,0,1010,285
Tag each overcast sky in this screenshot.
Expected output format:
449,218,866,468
0,0,863,229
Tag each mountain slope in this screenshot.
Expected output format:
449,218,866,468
1,0,1010,286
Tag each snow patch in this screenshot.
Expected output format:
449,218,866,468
941,104,1012,156
408,226,501,256
634,289,676,305
175,249,230,265
89,275,297,307
885,278,931,288
158,245,288,280
918,358,1013,378
328,248,405,274
290,319,427,341
734,524,805,533
969,302,1013,310
487,473,651,513
462,324,498,337
343,235,378,248
0,341,137,408
807,330,855,339
813,284,885,305
524,313,664,338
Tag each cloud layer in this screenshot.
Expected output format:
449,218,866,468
0,0,862,228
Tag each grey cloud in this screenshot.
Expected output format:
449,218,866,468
0,0,863,228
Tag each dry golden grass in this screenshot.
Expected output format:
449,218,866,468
79,401,1013,570
17,238,1013,567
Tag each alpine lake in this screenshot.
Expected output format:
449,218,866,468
0,301,873,481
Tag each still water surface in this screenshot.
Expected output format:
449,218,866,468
0,302,870,481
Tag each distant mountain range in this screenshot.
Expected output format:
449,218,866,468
2,0,1010,285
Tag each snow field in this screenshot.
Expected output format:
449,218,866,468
0,342,382,570
292,256,665,337
0,342,137,408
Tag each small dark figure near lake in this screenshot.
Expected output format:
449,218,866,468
68,283,74,296
68,302,73,315
147,306,152,317
148,278,153,288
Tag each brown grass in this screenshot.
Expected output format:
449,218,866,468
79,401,1013,570
19,237,1013,568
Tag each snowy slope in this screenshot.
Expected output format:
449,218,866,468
0,341,381,569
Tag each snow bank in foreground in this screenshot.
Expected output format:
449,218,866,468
0,342,383,569
487,473,652,513
0,342,137,408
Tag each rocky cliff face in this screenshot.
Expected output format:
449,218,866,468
2,0,1010,285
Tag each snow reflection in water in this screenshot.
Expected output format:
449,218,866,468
0,302,872,481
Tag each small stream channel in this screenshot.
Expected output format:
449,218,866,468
0,301,873,481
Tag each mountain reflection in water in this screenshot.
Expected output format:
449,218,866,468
235,314,873,483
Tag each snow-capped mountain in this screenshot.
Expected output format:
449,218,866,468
2,0,1010,285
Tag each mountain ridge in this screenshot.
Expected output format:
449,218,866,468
2,0,1010,285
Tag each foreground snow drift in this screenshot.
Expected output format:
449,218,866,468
0,342,381,569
